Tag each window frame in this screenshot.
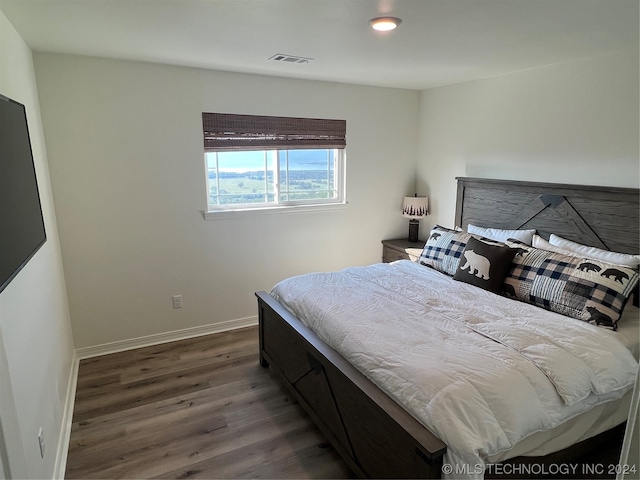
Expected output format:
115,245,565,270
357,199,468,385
202,113,347,217
204,148,346,214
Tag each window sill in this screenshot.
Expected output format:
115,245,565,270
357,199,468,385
203,202,348,220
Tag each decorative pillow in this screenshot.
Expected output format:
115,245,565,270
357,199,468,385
419,226,473,276
467,224,536,245
419,226,505,276
504,239,640,330
453,237,517,294
549,234,640,268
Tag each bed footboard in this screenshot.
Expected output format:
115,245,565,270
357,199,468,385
256,291,447,479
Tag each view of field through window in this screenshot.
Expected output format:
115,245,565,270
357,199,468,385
206,149,338,206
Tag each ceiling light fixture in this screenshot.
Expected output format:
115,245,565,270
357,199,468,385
369,16,402,32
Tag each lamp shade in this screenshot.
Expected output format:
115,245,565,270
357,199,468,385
402,195,428,219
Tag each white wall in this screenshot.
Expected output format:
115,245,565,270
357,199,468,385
417,50,640,232
33,53,420,349
0,11,75,479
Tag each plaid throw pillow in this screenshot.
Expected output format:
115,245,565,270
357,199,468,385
419,226,472,276
504,239,639,330
419,226,504,276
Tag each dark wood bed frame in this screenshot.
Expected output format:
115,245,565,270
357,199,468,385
256,177,640,478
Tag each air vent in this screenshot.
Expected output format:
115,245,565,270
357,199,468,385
269,54,313,64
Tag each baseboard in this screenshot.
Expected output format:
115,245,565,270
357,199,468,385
75,316,258,360
53,350,79,479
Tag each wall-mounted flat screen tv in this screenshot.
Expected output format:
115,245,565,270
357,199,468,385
0,94,47,293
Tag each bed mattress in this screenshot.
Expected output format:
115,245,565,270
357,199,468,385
271,260,639,479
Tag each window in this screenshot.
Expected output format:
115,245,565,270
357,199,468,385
202,113,346,213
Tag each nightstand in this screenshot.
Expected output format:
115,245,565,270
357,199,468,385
381,239,425,263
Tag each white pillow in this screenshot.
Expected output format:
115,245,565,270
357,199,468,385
549,233,640,268
532,235,575,255
467,224,536,245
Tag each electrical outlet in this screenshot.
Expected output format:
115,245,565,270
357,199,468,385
37,427,45,458
172,295,183,309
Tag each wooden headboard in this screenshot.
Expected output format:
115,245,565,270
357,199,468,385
455,177,640,255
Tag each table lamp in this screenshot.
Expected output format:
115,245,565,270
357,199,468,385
402,194,428,242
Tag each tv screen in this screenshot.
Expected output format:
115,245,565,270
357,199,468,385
0,94,47,293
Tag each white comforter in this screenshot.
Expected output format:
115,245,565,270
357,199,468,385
271,260,639,479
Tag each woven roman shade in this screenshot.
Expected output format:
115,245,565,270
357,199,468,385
203,113,346,151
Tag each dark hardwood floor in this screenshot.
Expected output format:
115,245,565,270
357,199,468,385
65,326,354,479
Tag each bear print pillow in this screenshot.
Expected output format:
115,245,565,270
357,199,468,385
453,237,518,294
504,239,639,330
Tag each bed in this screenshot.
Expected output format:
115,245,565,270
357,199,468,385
256,177,640,479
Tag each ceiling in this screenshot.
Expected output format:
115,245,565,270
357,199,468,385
1,0,638,90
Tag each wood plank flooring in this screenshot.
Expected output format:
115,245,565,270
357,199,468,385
65,326,354,479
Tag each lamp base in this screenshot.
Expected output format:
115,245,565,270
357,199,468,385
408,219,419,242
